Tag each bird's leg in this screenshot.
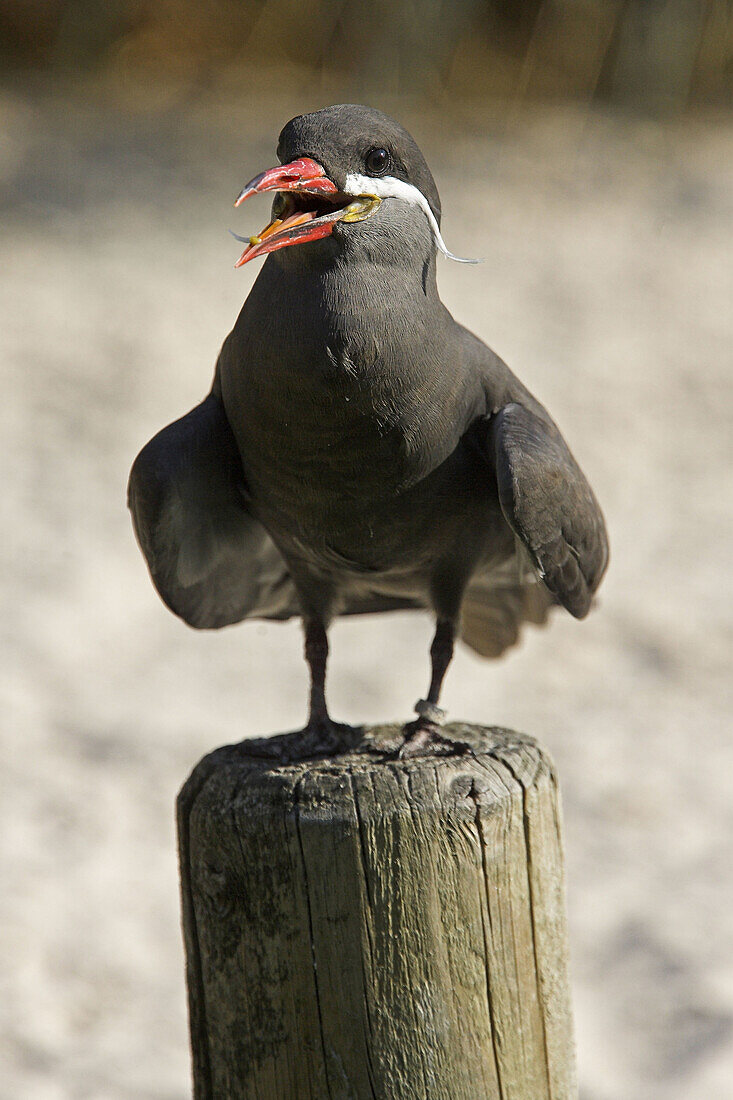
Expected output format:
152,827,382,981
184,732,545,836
304,616,330,729
299,618,354,756
425,618,455,715
402,619,461,755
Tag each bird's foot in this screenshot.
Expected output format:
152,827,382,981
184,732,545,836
398,700,473,758
295,715,360,760
399,719,444,757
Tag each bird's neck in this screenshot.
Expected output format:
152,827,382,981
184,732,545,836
243,248,447,378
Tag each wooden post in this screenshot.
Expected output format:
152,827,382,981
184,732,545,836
177,723,577,1100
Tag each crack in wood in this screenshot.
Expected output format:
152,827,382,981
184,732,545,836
294,774,335,1100
468,778,506,1100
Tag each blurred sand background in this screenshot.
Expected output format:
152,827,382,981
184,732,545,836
2,2,732,1097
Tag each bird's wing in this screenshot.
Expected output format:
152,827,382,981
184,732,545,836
484,402,609,619
128,391,299,629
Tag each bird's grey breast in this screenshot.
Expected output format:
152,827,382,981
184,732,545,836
216,257,500,587
221,266,469,535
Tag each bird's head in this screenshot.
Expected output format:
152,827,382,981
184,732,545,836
232,104,478,268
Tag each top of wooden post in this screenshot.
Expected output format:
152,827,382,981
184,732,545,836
179,722,555,815
178,723,574,1100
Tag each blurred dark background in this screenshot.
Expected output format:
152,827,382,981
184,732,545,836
1,0,731,112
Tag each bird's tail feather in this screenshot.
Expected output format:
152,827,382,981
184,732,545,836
460,556,555,658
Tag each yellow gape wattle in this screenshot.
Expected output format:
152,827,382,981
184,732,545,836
341,195,381,223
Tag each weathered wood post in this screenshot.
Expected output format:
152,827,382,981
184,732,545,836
178,723,576,1099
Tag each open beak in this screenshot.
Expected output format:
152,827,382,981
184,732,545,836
232,157,380,266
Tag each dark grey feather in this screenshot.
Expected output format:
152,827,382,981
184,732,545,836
127,391,427,628
488,403,609,619
127,392,298,628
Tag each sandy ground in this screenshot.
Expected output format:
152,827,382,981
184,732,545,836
1,82,732,1099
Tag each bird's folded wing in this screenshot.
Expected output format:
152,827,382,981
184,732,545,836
127,392,299,628
488,402,609,619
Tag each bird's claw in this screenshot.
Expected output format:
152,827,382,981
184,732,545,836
399,720,443,757
296,716,359,759
398,714,474,759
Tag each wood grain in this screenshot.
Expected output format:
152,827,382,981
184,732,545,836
178,724,576,1099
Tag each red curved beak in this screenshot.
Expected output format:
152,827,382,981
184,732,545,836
234,157,338,207
232,157,344,266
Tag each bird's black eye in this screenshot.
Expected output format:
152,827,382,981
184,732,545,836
365,147,390,176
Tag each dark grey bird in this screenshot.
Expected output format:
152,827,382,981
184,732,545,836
128,104,608,753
